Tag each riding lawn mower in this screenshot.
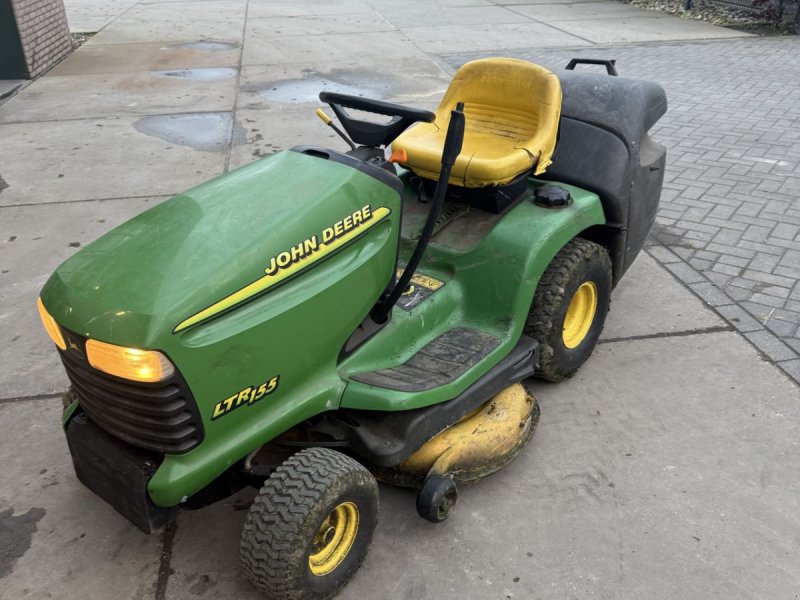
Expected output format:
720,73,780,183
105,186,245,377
37,57,667,599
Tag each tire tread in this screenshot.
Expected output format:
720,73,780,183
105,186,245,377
525,237,612,382
240,448,377,600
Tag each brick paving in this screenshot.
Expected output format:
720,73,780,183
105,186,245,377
446,36,800,384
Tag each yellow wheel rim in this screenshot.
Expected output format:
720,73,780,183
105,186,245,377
562,281,598,349
308,502,359,577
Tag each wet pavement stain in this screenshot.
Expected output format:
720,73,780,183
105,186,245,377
152,67,238,82
255,68,395,103
252,66,441,104
169,40,239,52
0,507,46,578
133,112,234,152
261,77,368,103
0,174,8,194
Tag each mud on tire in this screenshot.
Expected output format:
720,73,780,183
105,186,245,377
525,237,612,382
240,447,379,600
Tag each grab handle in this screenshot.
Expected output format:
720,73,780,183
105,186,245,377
565,58,618,76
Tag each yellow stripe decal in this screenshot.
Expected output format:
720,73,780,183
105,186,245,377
174,205,391,333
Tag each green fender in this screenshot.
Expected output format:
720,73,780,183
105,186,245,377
338,178,606,411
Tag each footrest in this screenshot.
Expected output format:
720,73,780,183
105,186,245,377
335,335,538,467
351,327,501,392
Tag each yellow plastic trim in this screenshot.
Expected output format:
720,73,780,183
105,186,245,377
174,206,391,333
37,297,66,350
392,58,562,188
86,339,175,383
308,502,359,576
562,281,598,349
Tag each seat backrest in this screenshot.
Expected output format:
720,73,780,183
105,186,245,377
436,58,562,175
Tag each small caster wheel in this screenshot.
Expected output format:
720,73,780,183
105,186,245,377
416,474,457,523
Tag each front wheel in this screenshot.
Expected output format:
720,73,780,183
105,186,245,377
526,237,612,382
416,474,458,523
240,447,379,600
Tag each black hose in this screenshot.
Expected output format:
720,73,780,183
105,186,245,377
373,102,465,322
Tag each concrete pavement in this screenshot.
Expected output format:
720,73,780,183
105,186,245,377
1,1,798,599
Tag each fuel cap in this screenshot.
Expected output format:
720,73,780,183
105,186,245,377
534,184,571,208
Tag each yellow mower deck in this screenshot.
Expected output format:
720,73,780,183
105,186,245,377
374,383,538,487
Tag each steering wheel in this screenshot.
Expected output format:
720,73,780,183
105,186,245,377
319,91,435,148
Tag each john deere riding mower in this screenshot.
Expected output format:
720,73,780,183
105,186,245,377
38,57,666,599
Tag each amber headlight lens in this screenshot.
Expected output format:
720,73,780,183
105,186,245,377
86,339,175,383
37,297,66,350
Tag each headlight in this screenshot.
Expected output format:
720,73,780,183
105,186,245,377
37,297,66,350
86,339,175,383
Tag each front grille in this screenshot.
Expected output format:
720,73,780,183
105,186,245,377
59,330,204,454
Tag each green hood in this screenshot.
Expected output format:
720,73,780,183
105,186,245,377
42,150,395,346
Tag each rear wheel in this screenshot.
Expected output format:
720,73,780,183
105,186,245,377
526,237,612,382
240,447,379,600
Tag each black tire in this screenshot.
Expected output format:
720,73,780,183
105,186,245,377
240,447,379,600
526,237,612,382
416,475,458,523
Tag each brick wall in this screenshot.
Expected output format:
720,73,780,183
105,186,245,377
8,0,71,78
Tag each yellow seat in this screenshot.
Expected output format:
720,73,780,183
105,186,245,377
392,58,562,188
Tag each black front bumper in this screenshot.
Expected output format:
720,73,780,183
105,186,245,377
66,411,177,533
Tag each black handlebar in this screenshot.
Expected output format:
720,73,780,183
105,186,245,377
565,58,618,76
319,91,435,148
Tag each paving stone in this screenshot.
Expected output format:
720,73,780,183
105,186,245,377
715,304,763,333
749,293,786,309
724,285,754,302
778,358,800,383
646,245,680,264
704,271,733,289
775,265,800,279
689,257,713,271
688,281,731,307
665,262,706,284
748,253,781,273
693,250,720,262
785,338,800,354
712,262,744,277
711,228,743,246
717,255,749,268
48,41,242,76
771,223,799,240
744,330,797,363
0,117,227,206
765,316,798,338
743,270,796,289
0,70,238,123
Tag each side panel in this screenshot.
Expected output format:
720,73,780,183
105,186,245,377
338,180,606,412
